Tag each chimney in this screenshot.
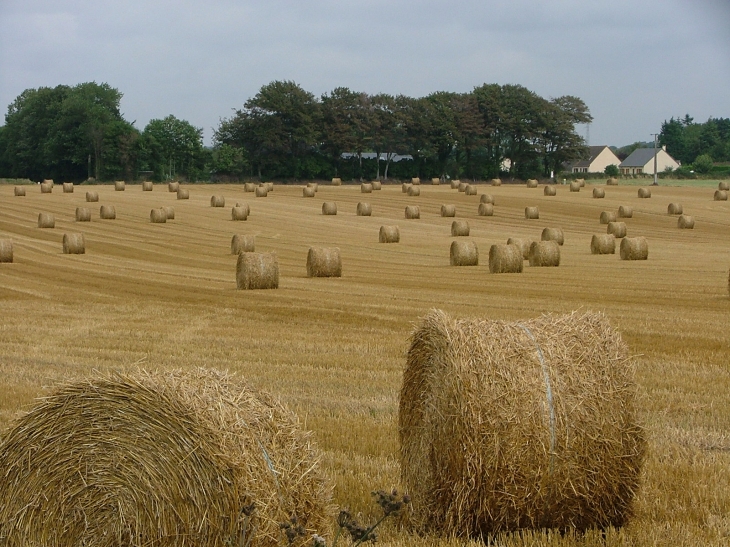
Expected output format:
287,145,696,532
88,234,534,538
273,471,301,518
662,145,667,151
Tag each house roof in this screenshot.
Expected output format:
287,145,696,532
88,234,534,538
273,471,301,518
572,146,611,168
619,148,659,167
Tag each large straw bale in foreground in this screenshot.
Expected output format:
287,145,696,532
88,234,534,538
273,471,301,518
0,369,330,546
237,252,279,290
591,234,616,254
489,244,523,273
62,233,85,254
379,225,400,243
399,310,645,536
306,247,342,278
677,214,695,229
450,240,478,266
0,240,13,263
528,240,560,267
231,234,255,254
620,237,648,260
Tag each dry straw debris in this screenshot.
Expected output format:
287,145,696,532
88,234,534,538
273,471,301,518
480,194,495,205
237,252,279,289
620,236,649,260
528,240,560,267
150,208,167,223
13,186,25,196
399,310,645,536
478,203,494,216
524,206,539,219
591,234,616,254
489,244,523,273
405,205,420,219
142,180,153,191
303,186,316,198
231,234,255,254
62,233,85,254
465,184,477,196
232,206,248,221
37,213,55,228
541,227,564,246
593,188,606,199
75,207,91,222
322,202,337,215
544,185,557,196
40,182,53,193
526,179,538,188
62,182,74,193
667,203,683,215
677,214,695,229
0,240,13,263
100,205,116,220
607,221,627,238
506,237,533,260
713,190,727,201
331,177,342,186
211,195,226,207
306,247,342,278
638,187,651,198
361,183,373,193
356,202,372,216
440,204,456,217
569,181,580,192
490,178,502,186
86,191,99,202
379,225,400,243
168,181,180,192
114,180,125,191
451,220,470,237
618,205,633,218
600,211,617,224
0,368,330,546
450,240,478,266
408,186,421,197
177,188,190,200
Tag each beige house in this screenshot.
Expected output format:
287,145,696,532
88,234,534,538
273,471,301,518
619,146,680,175
570,146,621,174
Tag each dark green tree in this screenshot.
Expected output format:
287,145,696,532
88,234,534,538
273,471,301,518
141,115,205,181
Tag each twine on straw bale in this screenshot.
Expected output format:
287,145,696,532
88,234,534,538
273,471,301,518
100,205,116,220
506,237,533,260
489,244,523,273
544,185,556,196
14,186,26,196
361,183,373,193
638,188,651,198
618,205,633,218
591,234,616,255
405,205,420,219
451,220,470,237
569,181,580,192
86,191,99,202
528,240,560,267
142,180,153,191
62,233,85,254
114,180,125,191
356,202,372,216
600,211,617,224
150,208,167,223
713,190,727,201
231,234,255,254
322,202,337,215
450,240,478,266
237,252,279,289
480,194,494,204
0,240,13,263
399,310,645,536
541,227,564,245
37,213,55,228
0,368,331,546
75,207,91,222
408,186,421,197
441,204,456,217
306,247,342,278
168,181,180,192
478,203,494,216
525,206,539,219
62,182,74,193
607,221,627,238
593,188,605,199
667,203,683,215
620,237,648,260
677,215,694,229
177,188,190,200
211,195,226,207
379,225,400,243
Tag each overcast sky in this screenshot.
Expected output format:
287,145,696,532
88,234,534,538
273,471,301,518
1,0,729,148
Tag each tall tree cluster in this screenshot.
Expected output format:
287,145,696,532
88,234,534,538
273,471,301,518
660,115,730,166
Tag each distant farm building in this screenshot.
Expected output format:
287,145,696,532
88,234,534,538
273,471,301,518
619,147,680,175
569,146,621,174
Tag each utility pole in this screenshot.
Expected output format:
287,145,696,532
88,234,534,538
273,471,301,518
651,133,659,186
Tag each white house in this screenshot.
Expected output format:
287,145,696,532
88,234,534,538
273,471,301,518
569,146,621,174
619,147,680,175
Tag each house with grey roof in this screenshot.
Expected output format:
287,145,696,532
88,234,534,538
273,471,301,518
569,145,621,174
619,147,680,175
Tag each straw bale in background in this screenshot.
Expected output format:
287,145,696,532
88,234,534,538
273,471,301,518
231,234,255,254
620,237,648,260
528,240,560,267
677,215,694,229
37,213,55,228
478,203,494,216
591,234,616,254
441,204,456,217
450,240,478,266
142,180,153,191
100,205,116,219
379,225,400,243
237,252,279,290
356,202,372,216
405,205,420,219
489,244,523,273
75,207,91,222
86,191,99,202
541,227,564,245
62,233,85,254
0,240,13,263
607,221,627,238
322,202,337,215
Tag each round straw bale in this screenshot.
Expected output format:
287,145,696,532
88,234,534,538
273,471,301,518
231,234,255,254
577,178,586,187
42,178,53,185
620,236,648,260
0,240,13,263
441,204,456,217
177,188,190,200
618,205,633,218
451,220,470,237
667,203,683,215
62,182,74,193
75,207,91,222
544,185,556,196
371,180,382,190
254,186,268,197
524,206,539,219
303,186,316,197
331,177,342,186
541,227,564,245
244,182,257,192
356,202,372,216
458,182,467,192
86,190,99,202
40,182,53,193
405,205,420,219
526,179,538,188
528,240,560,267
402,183,412,193
490,178,502,186
719,181,729,191
14,186,26,196
450,179,460,189
431,177,440,185
0,368,330,546
307,182,318,191
100,205,116,220
62,233,85,254
607,177,618,186
399,310,645,535
150,208,167,223
379,225,400,243
142,180,153,191
489,244,523,273
163,206,175,220
569,181,580,192
506,237,533,260
211,195,225,207
237,252,279,289
677,214,695,229
465,184,477,196
591,234,616,254
713,190,727,201
266,182,274,192
411,177,421,185
593,187,605,198
322,202,337,215
232,206,248,221
450,240,478,266
600,211,617,224
638,187,651,198
168,181,180,192
236,203,251,217
306,247,342,278
480,193,494,204
477,203,494,216
114,180,125,191
408,185,421,197
37,213,55,228
607,221,627,238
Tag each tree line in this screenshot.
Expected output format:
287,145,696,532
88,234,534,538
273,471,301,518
0,80,595,182
660,115,730,173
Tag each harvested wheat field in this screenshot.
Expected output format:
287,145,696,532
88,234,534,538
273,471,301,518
0,181,728,546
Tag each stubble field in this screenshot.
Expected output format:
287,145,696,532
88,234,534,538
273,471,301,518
0,180,728,546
